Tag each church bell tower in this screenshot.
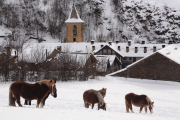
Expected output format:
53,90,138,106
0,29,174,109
65,4,84,42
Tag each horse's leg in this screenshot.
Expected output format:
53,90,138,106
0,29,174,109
29,101,31,105
91,103,94,109
15,95,22,107
129,103,134,113
40,99,44,108
145,106,147,113
140,104,144,113
43,93,50,106
36,99,41,108
24,100,28,105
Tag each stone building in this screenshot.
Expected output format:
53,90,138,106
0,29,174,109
65,4,84,42
110,44,180,81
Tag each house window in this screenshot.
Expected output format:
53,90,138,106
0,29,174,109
108,49,111,55
100,50,102,55
129,57,132,60
103,49,107,55
73,25,77,36
123,57,127,60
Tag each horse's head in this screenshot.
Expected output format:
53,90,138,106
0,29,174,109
99,88,107,98
149,101,154,113
49,80,57,96
98,103,106,111
53,88,57,98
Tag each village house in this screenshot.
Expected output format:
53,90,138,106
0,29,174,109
110,44,180,81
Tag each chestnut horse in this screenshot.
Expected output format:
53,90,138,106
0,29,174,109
24,88,57,106
9,80,56,108
125,93,154,113
83,88,107,111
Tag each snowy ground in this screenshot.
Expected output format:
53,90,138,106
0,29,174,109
0,76,180,120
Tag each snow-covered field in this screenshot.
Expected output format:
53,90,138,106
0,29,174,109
0,76,180,120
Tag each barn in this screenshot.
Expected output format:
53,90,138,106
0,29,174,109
110,44,180,81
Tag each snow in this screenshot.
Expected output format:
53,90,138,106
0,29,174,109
0,26,12,37
0,76,180,120
158,44,180,65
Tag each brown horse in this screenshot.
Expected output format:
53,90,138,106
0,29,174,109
9,80,56,108
125,93,154,113
83,88,107,111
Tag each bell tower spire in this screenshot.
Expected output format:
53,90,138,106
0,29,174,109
65,3,84,43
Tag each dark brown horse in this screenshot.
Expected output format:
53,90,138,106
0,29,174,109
83,88,107,111
125,93,154,113
24,88,57,106
9,80,56,108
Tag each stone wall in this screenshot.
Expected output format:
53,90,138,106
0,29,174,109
113,53,180,81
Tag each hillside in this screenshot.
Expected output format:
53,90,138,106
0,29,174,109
0,0,180,44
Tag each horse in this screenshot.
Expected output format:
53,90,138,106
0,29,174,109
125,93,154,113
83,89,107,111
24,88,57,106
9,80,56,108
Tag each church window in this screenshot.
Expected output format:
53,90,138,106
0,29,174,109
73,25,77,36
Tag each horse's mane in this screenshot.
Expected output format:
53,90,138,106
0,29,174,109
94,90,105,105
38,80,53,87
146,96,152,104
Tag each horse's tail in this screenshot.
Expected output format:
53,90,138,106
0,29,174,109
9,89,15,106
9,91,13,106
125,99,129,112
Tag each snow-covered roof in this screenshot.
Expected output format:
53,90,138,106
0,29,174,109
65,4,84,23
94,42,169,57
158,44,180,65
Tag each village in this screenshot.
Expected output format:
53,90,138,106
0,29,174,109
0,2,180,82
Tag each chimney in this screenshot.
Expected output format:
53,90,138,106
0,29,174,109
128,41,131,46
101,45,104,48
142,41,145,44
92,46,95,51
91,40,94,44
115,40,119,44
5,46,11,57
169,40,173,44
126,46,129,52
153,46,156,52
144,47,147,53
135,47,138,53
162,45,165,48
118,46,120,51
57,46,61,52
109,41,112,45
